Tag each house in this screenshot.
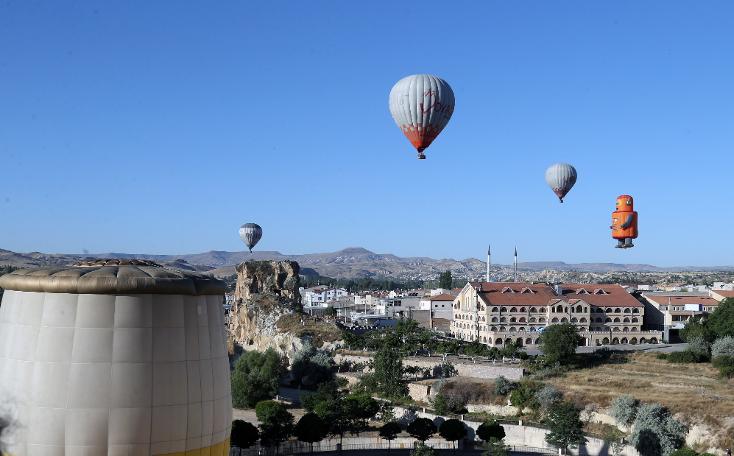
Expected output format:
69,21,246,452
640,292,720,341
710,289,734,302
451,282,663,347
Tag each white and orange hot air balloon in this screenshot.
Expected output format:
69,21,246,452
389,74,455,159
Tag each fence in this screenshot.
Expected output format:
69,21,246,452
229,440,558,456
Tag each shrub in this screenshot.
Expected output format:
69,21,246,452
666,351,707,364
712,355,734,378
231,348,285,408
686,337,711,360
610,394,639,427
494,376,517,396
509,382,539,409
535,385,563,412
669,448,699,456
411,442,436,456
711,336,734,359
629,403,687,456
656,353,669,360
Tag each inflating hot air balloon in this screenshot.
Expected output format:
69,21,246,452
389,74,455,159
611,194,638,248
239,223,262,252
545,163,577,203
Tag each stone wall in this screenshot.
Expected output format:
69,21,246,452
334,353,524,380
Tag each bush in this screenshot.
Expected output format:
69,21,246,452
231,348,285,408
509,382,539,409
610,394,639,427
712,355,734,378
290,342,334,388
686,337,711,360
711,336,734,359
438,419,468,448
629,403,687,456
407,417,437,442
535,385,563,412
494,376,517,396
669,448,699,456
666,350,707,364
411,442,436,456
656,353,669,360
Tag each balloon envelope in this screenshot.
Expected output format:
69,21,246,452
239,223,262,252
389,74,455,159
545,163,577,203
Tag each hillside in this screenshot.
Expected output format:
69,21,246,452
1,247,733,281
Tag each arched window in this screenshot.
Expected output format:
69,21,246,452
605,317,612,323
509,327,517,332
520,307,526,312
510,317,516,323
518,327,525,332
529,317,536,323
623,327,629,332
525,338,532,345
576,305,583,313
530,307,537,313
631,317,638,323
606,308,613,313
632,308,640,314
519,317,526,323
492,307,499,313
556,306,563,313
539,317,546,323
500,317,506,322
571,317,578,323
495,338,503,345
613,317,620,323
580,318,587,323
551,317,559,323
491,317,498,322
623,317,630,323
561,317,568,323
510,307,518,313
624,308,631,314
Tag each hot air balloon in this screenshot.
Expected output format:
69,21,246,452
611,194,638,248
239,223,262,252
545,163,577,203
389,74,455,159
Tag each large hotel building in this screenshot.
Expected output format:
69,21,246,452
451,282,663,347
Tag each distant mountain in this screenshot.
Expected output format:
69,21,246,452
1,247,733,280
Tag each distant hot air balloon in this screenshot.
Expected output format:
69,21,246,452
239,223,262,252
389,74,455,159
545,163,577,203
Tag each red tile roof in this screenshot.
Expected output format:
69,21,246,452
430,294,456,301
644,294,719,306
712,290,734,299
557,283,642,307
467,282,642,307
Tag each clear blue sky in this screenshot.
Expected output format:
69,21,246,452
1,1,733,266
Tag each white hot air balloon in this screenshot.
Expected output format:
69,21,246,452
545,163,578,203
239,223,262,252
389,74,455,159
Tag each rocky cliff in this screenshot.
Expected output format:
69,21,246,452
227,260,309,361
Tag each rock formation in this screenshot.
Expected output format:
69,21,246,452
228,260,306,361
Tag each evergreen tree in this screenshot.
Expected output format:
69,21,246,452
544,401,587,454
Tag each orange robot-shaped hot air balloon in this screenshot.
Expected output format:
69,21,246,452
611,194,638,248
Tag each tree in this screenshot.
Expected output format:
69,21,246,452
230,420,259,451
439,271,453,290
407,417,437,442
610,394,640,427
255,400,294,449
629,403,687,456
412,442,437,456
439,419,467,452
295,412,329,453
372,334,408,398
482,438,508,456
539,323,581,366
544,401,587,454
686,336,711,361
509,382,539,409
344,393,380,435
476,421,505,443
231,348,285,408
706,299,734,339
379,421,402,452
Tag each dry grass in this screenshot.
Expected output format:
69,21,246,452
275,313,343,346
441,377,505,405
547,352,734,426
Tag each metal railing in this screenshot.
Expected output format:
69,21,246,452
229,441,558,456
